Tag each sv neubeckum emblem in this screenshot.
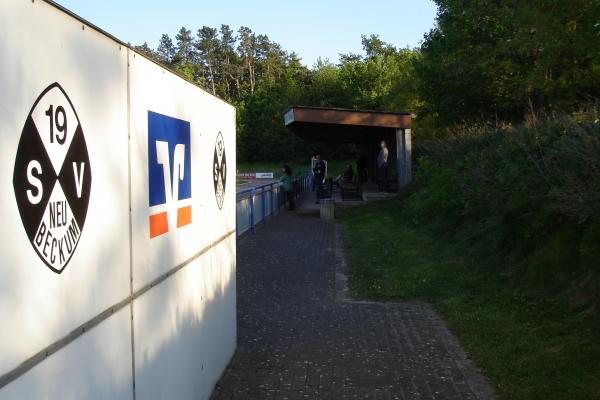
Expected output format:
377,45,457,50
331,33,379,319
213,132,227,210
13,83,92,274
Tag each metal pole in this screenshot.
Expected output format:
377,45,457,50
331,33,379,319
270,183,274,218
277,185,281,212
262,187,266,226
250,189,255,233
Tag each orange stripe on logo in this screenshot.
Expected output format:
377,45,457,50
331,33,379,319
177,205,192,228
149,212,169,238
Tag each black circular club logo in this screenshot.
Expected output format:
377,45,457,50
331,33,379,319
13,83,92,274
213,132,226,210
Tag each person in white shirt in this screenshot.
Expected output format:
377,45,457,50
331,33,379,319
377,140,389,192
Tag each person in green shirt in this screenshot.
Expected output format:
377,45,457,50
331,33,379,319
280,165,295,210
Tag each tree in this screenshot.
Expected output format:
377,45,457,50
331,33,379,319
196,26,220,95
237,26,257,93
218,24,241,100
336,37,420,113
175,27,194,63
416,0,600,127
361,34,395,58
307,59,350,108
173,27,196,80
156,34,175,66
135,42,157,61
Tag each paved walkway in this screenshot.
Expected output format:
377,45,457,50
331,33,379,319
211,213,496,400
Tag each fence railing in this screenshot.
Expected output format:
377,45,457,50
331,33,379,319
236,174,312,237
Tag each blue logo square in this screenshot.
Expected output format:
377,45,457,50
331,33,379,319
148,111,192,207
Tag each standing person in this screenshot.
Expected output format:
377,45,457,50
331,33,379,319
377,140,389,192
280,165,295,210
312,153,326,204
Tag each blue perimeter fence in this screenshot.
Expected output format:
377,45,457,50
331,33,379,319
236,174,313,237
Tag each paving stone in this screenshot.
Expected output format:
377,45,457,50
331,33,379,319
211,213,496,400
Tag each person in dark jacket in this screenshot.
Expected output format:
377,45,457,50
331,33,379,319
280,165,295,210
312,154,326,204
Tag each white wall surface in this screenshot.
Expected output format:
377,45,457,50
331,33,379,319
0,308,133,400
129,51,237,291
134,235,236,400
0,1,237,399
0,0,130,374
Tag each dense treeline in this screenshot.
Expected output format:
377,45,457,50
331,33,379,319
136,25,310,161
136,25,305,103
135,28,418,161
416,0,600,130
135,0,600,151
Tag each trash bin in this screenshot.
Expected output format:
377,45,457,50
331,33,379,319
320,198,335,220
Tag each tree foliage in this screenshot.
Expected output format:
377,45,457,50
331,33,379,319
416,0,600,127
137,29,418,162
134,1,600,158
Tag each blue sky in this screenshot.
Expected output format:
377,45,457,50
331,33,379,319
55,0,438,67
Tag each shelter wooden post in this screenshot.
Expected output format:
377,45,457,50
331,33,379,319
396,128,412,187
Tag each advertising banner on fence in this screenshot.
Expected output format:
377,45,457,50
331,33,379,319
236,172,274,179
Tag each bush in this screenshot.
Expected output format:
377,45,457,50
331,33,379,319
405,110,600,311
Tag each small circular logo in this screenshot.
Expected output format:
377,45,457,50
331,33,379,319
13,83,92,274
213,132,226,210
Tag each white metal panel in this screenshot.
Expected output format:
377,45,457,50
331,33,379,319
128,52,236,290
133,235,236,400
236,197,252,235
0,308,133,400
0,0,130,375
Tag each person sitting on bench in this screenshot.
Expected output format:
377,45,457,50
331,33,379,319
335,164,354,187
342,164,354,182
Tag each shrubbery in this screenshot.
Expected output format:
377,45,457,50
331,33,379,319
404,109,600,312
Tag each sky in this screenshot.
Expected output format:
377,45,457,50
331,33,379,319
55,0,439,67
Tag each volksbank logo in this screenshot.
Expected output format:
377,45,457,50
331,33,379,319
148,111,192,238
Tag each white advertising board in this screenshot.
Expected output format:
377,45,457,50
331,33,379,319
0,1,237,399
134,235,236,400
0,309,132,400
128,51,237,399
0,0,130,375
128,52,237,290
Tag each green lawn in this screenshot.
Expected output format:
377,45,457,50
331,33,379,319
339,199,600,400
